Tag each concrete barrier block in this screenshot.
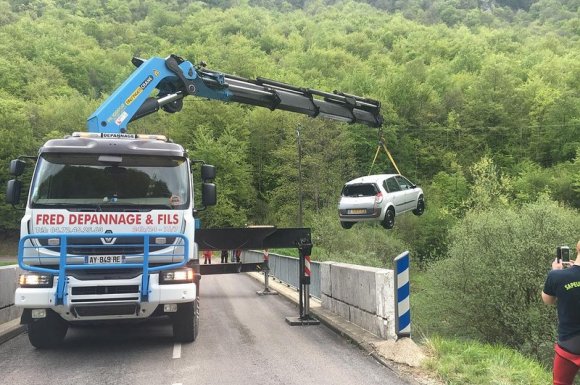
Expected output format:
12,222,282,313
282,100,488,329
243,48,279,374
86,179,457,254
327,297,350,320
321,293,332,310
0,306,22,325
320,262,334,296
349,306,389,339
0,266,19,308
386,313,396,340
375,269,395,319
330,263,379,314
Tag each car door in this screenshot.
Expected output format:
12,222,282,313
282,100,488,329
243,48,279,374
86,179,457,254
394,175,417,212
383,177,406,214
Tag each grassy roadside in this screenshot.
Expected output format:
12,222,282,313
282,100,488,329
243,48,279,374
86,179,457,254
421,337,552,384
412,265,554,385
0,232,18,258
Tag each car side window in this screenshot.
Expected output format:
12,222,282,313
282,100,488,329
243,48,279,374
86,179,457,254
395,175,411,190
385,177,401,192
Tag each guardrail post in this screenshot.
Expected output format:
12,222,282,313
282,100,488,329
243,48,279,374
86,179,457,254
257,249,278,296
394,251,411,338
286,239,319,326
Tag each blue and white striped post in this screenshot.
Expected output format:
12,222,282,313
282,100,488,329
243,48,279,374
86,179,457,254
394,251,411,338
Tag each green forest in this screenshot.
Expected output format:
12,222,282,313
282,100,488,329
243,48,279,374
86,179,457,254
0,0,579,379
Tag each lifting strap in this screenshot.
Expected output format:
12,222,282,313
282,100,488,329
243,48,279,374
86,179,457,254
368,135,401,175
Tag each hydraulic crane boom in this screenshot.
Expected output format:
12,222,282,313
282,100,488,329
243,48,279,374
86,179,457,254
87,54,383,133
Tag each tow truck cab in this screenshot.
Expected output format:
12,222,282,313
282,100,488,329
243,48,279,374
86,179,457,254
6,132,216,348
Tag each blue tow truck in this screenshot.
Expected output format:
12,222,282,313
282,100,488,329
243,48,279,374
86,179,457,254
5,54,382,348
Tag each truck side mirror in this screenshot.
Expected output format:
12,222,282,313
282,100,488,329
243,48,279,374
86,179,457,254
201,183,216,207
6,179,22,205
9,159,26,176
201,164,216,181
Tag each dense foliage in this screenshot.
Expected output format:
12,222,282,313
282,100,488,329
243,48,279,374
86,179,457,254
0,0,578,369
0,0,578,240
415,195,579,362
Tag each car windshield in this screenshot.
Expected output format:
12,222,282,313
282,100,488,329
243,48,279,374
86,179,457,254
30,153,190,210
341,183,378,197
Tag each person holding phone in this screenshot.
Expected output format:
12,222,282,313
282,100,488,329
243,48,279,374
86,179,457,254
543,241,580,385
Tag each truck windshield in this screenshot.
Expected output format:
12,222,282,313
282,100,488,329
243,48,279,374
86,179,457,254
30,153,190,210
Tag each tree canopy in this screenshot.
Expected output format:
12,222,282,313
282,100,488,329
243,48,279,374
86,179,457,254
0,0,577,243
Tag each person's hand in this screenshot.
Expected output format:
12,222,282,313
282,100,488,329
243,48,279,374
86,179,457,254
552,258,564,270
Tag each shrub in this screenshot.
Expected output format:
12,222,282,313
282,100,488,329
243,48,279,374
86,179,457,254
414,197,579,363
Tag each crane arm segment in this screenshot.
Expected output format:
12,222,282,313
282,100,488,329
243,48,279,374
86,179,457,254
87,54,382,133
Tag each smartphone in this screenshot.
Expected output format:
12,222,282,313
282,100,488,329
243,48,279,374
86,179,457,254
557,246,571,264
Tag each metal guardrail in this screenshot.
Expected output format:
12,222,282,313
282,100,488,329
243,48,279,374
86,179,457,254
18,232,189,304
243,250,321,299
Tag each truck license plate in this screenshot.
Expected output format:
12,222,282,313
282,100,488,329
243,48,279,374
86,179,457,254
86,255,124,264
348,209,366,214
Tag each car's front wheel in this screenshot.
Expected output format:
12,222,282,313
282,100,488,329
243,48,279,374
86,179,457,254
340,221,354,229
381,207,395,229
413,196,425,216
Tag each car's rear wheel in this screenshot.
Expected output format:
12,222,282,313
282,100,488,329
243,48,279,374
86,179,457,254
413,196,425,216
340,221,354,229
381,208,395,229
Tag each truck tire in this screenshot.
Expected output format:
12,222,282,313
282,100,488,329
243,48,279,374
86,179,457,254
172,300,198,343
27,310,68,349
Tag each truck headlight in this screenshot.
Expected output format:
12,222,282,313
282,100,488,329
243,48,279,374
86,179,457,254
159,268,194,284
19,273,54,288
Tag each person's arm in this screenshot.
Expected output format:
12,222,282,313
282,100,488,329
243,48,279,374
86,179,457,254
542,291,557,305
542,263,559,305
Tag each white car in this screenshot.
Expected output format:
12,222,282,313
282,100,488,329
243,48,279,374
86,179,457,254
338,174,424,229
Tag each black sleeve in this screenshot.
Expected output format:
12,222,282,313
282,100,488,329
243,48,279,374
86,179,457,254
544,271,557,296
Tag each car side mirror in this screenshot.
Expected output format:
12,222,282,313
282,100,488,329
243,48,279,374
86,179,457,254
9,159,26,176
6,179,22,205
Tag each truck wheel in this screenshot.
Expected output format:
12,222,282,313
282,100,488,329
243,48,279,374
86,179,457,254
27,310,68,349
172,300,198,343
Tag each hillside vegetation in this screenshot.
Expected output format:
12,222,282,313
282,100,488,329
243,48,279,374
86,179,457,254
0,0,579,379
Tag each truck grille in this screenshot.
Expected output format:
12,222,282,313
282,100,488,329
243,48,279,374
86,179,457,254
73,304,139,317
72,285,139,296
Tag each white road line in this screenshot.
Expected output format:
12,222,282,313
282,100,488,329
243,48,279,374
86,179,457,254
172,383,183,385
172,343,182,359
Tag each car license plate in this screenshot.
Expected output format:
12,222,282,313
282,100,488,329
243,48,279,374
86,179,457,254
86,255,124,264
348,209,366,214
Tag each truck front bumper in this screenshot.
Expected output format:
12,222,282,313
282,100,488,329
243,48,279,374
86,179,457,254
15,274,196,322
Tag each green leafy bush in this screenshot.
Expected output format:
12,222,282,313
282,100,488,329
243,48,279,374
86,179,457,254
415,198,579,363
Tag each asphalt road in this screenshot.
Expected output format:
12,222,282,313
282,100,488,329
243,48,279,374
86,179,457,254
0,274,409,385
